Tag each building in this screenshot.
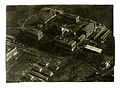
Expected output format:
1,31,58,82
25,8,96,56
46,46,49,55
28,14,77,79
48,23,84,38
29,70,49,81
41,7,64,15
6,35,18,61
63,13,80,23
46,13,82,37
81,22,95,38
6,43,18,62
84,45,102,54
61,24,85,37
46,22,63,36
41,69,54,77
18,7,59,39
54,35,76,51
24,8,57,25
100,30,111,40
93,25,108,40
77,34,86,44
38,9,56,24
18,25,43,40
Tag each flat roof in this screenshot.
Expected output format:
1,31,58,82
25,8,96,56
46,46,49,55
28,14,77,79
84,45,102,54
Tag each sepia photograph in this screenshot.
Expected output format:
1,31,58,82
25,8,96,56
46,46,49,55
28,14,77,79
6,5,114,82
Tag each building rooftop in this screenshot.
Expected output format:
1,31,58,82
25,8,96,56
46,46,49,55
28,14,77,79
38,9,56,24
54,35,76,47
84,45,102,54
62,24,83,33
21,9,56,27
63,13,79,19
81,22,95,32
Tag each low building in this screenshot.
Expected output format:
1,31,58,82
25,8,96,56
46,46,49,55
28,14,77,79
77,34,86,43
81,22,95,38
46,14,82,37
29,70,49,81
41,69,54,77
93,25,108,40
54,35,76,51
38,9,56,24
6,43,18,62
41,7,64,15
100,30,111,40
18,25,43,40
84,45,102,54
18,7,59,40
24,8,57,25
48,23,83,38
62,24,84,37
46,22,63,36
63,13,80,23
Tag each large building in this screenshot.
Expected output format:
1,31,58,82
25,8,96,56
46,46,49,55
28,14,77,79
81,22,95,38
88,24,110,41
54,35,76,51
63,13,80,23
18,25,43,40
61,24,84,37
22,8,57,25
41,7,64,15
18,7,60,40
38,9,57,24
93,25,108,40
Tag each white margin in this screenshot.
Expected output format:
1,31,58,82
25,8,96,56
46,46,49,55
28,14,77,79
0,0,120,88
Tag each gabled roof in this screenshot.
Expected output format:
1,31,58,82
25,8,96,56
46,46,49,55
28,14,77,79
21,9,56,26
63,13,79,19
38,9,56,24
81,22,95,32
